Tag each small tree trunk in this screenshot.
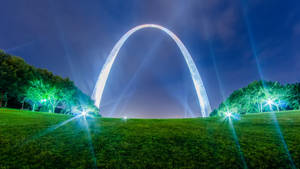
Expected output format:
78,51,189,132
260,103,263,112
275,105,279,111
32,104,35,112
21,101,24,110
269,104,273,112
52,103,57,113
256,99,260,112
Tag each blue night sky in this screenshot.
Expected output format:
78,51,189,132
0,0,299,118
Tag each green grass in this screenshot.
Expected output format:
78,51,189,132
1,108,300,168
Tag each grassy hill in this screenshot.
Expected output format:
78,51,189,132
0,108,300,168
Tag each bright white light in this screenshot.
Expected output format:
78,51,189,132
123,116,127,120
92,24,212,117
82,111,87,116
265,98,276,111
225,112,232,118
267,99,274,105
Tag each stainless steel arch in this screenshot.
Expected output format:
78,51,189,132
92,24,211,117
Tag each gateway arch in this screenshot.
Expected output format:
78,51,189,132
92,24,211,117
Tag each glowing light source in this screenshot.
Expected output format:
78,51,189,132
264,98,276,111
123,116,127,120
266,99,274,106
92,24,211,117
225,112,232,118
81,111,87,116
223,111,240,121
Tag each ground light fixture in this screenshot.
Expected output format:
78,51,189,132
81,111,87,117
265,98,276,111
224,111,241,121
266,99,274,106
225,112,233,118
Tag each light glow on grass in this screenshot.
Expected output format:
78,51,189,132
82,116,98,168
227,118,248,169
21,115,80,146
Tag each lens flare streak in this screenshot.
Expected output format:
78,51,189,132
21,115,80,146
270,113,296,169
82,117,98,169
107,37,165,118
240,0,264,81
227,118,248,169
240,2,296,167
4,40,36,53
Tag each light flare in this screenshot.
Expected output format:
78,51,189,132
82,116,98,168
82,111,87,116
225,112,232,118
21,115,80,146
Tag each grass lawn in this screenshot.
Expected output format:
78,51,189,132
0,108,300,168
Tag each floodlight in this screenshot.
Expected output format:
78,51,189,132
225,112,232,118
267,99,274,106
82,111,87,116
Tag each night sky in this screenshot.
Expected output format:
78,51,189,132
0,0,299,118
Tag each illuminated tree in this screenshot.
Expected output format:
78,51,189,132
24,79,63,112
0,50,99,114
25,79,47,111
285,83,300,110
211,81,300,116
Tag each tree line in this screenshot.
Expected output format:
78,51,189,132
211,81,300,116
0,50,99,115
